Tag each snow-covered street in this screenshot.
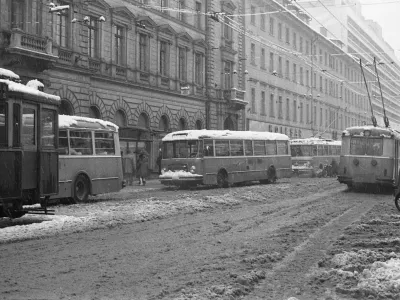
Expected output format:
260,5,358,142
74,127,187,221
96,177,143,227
1,177,399,300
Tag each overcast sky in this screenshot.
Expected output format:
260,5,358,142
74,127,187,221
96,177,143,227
360,0,400,60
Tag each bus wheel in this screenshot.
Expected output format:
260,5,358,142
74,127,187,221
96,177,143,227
217,170,229,188
395,195,400,212
72,174,90,203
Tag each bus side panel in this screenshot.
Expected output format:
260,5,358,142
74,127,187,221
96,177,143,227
40,151,58,195
0,151,22,199
275,156,292,179
90,157,123,195
21,151,37,190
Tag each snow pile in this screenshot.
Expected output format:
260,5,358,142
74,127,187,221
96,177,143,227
159,170,203,178
59,115,119,131
26,79,44,90
0,68,19,79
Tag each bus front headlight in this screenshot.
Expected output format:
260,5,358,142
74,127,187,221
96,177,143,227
161,168,167,175
190,165,196,174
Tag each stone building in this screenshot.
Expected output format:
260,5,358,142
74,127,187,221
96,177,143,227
243,0,372,140
0,0,247,173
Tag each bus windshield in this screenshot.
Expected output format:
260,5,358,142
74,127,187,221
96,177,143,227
163,140,200,158
350,137,383,156
290,145,313,157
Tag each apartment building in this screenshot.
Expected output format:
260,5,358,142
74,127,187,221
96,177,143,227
243,0,372,139
301,0,400,128
0,0,247,171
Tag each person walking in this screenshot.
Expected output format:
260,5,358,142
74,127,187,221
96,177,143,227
136,151,149,186
122,150,135,186
156,148,162,175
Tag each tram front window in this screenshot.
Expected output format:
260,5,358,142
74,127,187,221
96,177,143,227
350,137,383,156
0,103,6,145
290,145,312,157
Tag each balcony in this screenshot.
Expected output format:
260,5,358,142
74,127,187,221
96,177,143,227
2,29,58,71
223,88,247,110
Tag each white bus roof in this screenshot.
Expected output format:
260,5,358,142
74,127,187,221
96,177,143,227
162,130,289,141
290,138,341,146
59,115,119,132
343,125,400,138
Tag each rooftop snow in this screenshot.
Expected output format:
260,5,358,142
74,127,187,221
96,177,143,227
290,138,342,146
59,115,119,131
0,79,60,103
0,68,20,80
162,130,289,141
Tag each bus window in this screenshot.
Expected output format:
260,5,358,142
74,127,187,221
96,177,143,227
366,138,383,156
13,103,20,147
41,109,56,148
254,140,266,155
230,140,244,156
244,140,253,156
203,139,214,157
174,140,199,158
323,145,329,155
70,130,92,155
350,138,365,155
0,103,6,145
266,141,277,155
59,130,68,154
312,145,318,156
215,140,229,156
277,141,288,155
163,141,174,158
22,107,35,146
95,132,115,155
317,145,323,156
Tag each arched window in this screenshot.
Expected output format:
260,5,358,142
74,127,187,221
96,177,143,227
195,120,202,130
114,109,127,127
178,118,187,130
89,106,101,119
138,112,149,128
59,99,74,115
159,115,170,132
223,117,234,130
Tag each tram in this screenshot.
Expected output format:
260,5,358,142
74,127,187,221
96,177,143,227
337,125,400,190
0,68,60,218
290,137,341,177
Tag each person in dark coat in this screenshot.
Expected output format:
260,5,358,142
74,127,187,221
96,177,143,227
136,152,149,186
156,148,162,175
122,150,135,185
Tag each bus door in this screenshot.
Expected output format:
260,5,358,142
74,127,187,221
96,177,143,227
39,108,58,195
21,105,38,191
394,139,400,191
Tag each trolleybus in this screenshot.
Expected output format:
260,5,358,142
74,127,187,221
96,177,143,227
0,68,60,218
55,115,123,203
159,130,292,188
290,138,341,177
337,125,400,190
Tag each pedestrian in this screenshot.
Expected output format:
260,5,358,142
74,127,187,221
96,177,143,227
136,151,149,186
122,150,135,186
156,148,162,175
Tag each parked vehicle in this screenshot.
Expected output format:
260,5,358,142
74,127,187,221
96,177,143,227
159,130,292,188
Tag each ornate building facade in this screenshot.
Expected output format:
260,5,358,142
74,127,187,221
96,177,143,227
0,0,247,172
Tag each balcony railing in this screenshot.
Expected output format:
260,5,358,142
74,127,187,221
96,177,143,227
58,48,73,63
116,66,126,77
221,88,247,110
89,58,101,71
7,29,55,58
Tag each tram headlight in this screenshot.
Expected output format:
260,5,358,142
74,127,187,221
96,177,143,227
371,159,378,167
190,165,196,174
161,168,167,175
353,158,360,166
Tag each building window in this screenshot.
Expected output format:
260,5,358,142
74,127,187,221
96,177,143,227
269,52,274,73
195,2,202,29
278,23,282,40
138,112,149,128
293,32,297,49
251,43,256,64
35,0,43,35
319,49,323,64
60,100,74,116
320,108,323,126
261,48,265,69
12,0,24,29
159,40,168,76
89,106,101,119
278,96,283,119
319,75,323,92
300,67,303,85
260,10,265,30
306,104,310,124
278,56,282,76
293,63,297,82
286,98,290,121
139,34,148,71
194,52,203,85
285,60,290,79
285,27,290,44
88,17,99,58
306,70,309,87
269,17,275,35
223,15,233,42
161,0,168,14
115,110,127,127
159,115,170,131
223,61,233,89
251,88,256,113
178,118,187,130
299,37,303,53
300,102,303,123
269,94,275,117
261,91,266,115
114,25,125,65
178,0,185,22
178,47,187,82
251,6,256,25
306,40,309,55
55,2,69,48
293,100,297,122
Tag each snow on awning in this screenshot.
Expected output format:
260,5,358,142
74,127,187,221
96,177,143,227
59,115,119,132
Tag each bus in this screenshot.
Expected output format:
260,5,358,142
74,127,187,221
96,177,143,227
290,138,341,177
337,125,400,190
55,115,123,203
0,68,60,218
159,130,292,188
